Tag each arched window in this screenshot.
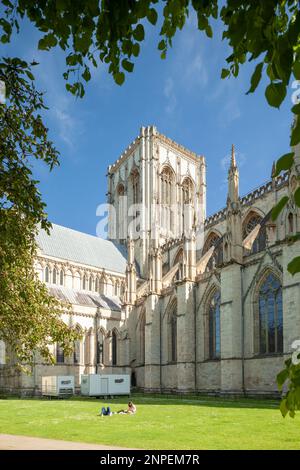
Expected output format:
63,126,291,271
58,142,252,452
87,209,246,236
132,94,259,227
82,275,87,290
288,213,294,234
97,330,105,365
95,277,99,292
112,331,117,366
89,276,93,291
259,273,283,354
60,270,64,286
56,344,64,363
120,282,125,297
117,184,126,240
45,266,49,283
182,177,194,204
114,282,119,297
160,166,175,234
182,177,194,236
169,301,177,363
52,268,57,284
118,184,125,196
208,290,221,359
132,169,139,205
139,311,146,364
203,233,223,271
173,248,183,281
84,329,92,365
243,212,266,255
73,339,80,364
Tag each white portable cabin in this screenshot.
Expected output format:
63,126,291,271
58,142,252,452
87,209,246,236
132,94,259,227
42,376,75,397
81,374,130,397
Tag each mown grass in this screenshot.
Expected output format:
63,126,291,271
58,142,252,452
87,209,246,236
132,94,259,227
0,395,299,449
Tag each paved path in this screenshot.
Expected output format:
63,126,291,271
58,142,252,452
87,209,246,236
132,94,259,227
0,434,133,450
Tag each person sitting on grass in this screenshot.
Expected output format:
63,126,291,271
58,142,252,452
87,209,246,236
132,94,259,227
99,406,113,416
117,401,137,415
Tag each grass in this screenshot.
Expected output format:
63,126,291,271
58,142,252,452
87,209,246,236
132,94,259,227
0,395,299,449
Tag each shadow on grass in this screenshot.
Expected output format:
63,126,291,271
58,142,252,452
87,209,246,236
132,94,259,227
0,393,281,411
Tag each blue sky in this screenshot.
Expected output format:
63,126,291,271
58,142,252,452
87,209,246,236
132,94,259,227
3,12,294,236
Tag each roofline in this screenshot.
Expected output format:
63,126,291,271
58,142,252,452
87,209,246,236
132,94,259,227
107,125,205,174
36,253,126,278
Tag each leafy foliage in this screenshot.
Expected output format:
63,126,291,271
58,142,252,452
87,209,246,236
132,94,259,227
0,57,80,366
0,0,300,410
277,342,300,418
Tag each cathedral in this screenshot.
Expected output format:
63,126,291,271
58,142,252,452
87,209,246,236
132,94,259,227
1,125,299,397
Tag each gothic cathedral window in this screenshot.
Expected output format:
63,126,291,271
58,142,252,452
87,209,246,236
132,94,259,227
73,339,80,364
259,273,283,354
203,233,223,271
182,177,194,235
243,212,266,255
140,311,146,364
60,269,64,286
169,301,177,363
160,166,175,234
112,330,117,366
56,344,64,363
208,290,221,359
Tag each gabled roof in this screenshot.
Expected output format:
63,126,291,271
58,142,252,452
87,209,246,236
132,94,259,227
36,223,127,274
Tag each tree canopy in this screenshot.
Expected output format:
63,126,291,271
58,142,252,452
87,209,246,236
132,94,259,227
0,0,300,410
1,2,300,266
0,57,80,367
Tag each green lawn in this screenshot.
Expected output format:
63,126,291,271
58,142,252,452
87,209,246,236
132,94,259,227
0,395,299,449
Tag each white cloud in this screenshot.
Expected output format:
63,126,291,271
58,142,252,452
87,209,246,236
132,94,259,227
164,77,177,114
162,13,210,117
23,47,83,151
219,148,247,191
220,149,247,172
219,99,241,128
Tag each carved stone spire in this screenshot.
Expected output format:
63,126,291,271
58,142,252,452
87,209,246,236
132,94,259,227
227,144,239,205
271,161,276,179
231,144,237,169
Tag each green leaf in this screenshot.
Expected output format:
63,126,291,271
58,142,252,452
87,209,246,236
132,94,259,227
265,82,287,108
205,25,213,38
277,369,289,390
294,188,300,208
280,399,288,418
38,33,57,51
122,59,134,73
114,71,125,86
158,40,165,51
292,103,300,115
293,62,300,80
221,68,230,79
147,8,158,26
82,67,91,82
274,153,294,177
247,62,263,94
288,256,300,276
271,196,289,221
132,43,140,57
291,118,300,146
133,24,145,42
25,70,35,81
